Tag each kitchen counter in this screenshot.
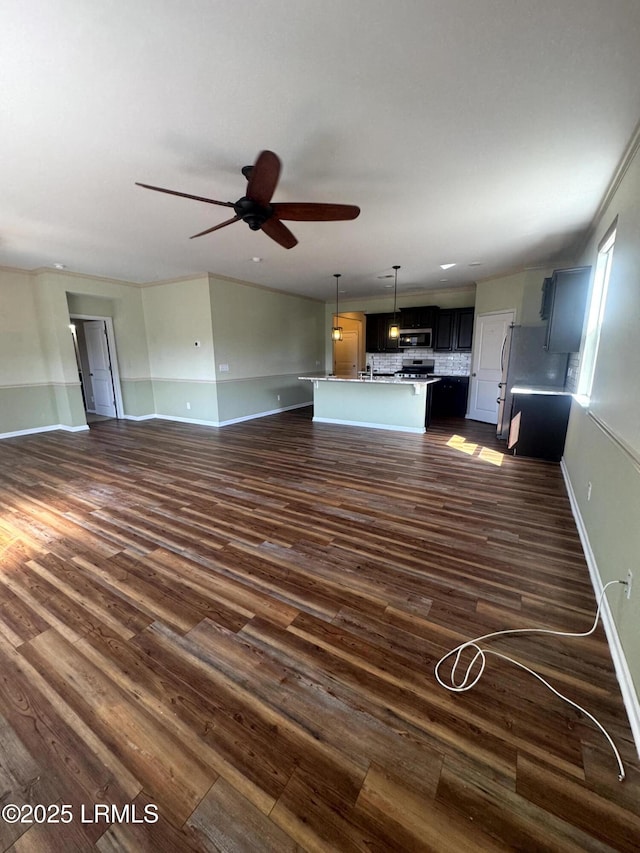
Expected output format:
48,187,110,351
511,385,573,396
298,375,440,433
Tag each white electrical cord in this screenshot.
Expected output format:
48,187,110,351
434,579,627,781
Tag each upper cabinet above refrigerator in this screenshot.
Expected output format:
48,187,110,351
540,266,591,352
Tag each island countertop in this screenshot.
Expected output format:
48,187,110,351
298,375,441,385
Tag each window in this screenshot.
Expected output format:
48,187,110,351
577,219,616,399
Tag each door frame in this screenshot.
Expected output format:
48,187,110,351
467,309,516,424
333,328,360,377
69,314,124,419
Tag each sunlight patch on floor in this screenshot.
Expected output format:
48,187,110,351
446,434,504,466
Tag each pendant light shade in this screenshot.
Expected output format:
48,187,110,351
388,265,400,339
331,273,343,342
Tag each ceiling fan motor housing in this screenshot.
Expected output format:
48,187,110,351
234,196,272,230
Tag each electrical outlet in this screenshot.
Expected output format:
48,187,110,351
277,394,281,402
186,402,191,410
587,481,592,501
625,570,633,600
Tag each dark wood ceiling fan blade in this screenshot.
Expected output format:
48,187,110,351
135,182,234,208
261,217,298,249
189,215,241,239
245,150,281,206
271,202,360,221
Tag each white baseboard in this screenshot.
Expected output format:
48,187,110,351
0,423,89,440
152,414,220,427
313,416,425,434
561,459,640,758
122,414,160,422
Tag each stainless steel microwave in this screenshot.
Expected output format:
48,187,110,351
398,328,432,348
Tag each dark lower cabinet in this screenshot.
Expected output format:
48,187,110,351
507,392,572,461
431,376,469,418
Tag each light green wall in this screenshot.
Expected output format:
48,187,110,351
473,230,640,716
0,385,58,433
143,277,215,381
209,275,324,422
336,285,476,317
474,266,556,324
120,379,155,418
67,293,115,318
577,151,640,455
563,140,640,708
0,268,50,385
0,267,85,432
151,379,219,423
142,276,218,421
0,267,154,434
216,375,310,423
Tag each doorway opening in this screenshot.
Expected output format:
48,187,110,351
332,312,364,377
69,315,124,421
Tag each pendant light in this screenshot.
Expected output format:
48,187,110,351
388,265,400,339
331,273,343,341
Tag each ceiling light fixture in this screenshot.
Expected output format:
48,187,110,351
440,263,456,270
54,263,66,270
388,265,400,340
331,273,343,342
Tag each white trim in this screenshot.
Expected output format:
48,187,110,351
121,414,156,421
152,414,220,427
0,423,90,440
313,416,425,434
0,381,82,390
561,459,640,757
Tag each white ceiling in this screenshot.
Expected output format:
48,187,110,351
2,1,640,302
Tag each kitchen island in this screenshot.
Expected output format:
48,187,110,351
298,375,440,433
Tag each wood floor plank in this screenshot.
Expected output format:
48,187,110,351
19,629,216,826
0,412,637,850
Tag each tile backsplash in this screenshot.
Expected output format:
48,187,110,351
366,348,471,376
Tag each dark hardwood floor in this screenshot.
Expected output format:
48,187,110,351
0,409,638,851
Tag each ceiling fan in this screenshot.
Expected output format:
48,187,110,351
135,150,360,249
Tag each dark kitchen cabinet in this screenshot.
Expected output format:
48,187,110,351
456,308,474,350
365,313,399,353
434,307,475,352
508,392,572,461
399,305,438,330
431,376,469,418
541,266,591,353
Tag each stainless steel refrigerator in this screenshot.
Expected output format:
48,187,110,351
497,325,569,440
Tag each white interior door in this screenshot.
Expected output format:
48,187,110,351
84,320,117,417
467,311,515,423
334,330,359,377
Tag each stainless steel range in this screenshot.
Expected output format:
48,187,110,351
395,358,435,380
